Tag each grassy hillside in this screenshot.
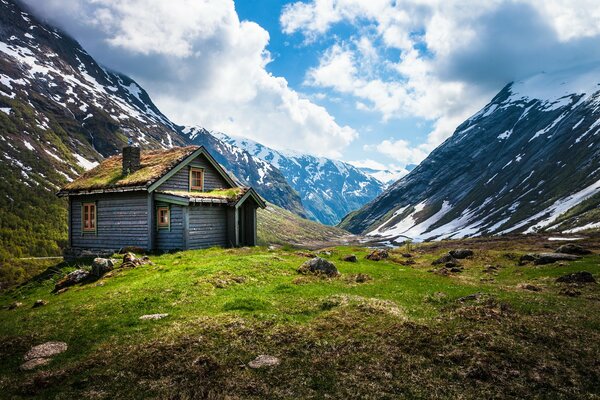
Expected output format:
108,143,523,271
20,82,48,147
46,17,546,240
257,203,351,247
0,237,599,398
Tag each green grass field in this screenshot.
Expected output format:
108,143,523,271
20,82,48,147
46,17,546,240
0,239,599,399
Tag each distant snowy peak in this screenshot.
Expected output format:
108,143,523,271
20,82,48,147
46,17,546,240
357,167,409,186
213,132,385,225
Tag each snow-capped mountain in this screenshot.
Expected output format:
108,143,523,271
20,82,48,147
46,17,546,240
183,127,305,217
340,66,600,241
0,0,309,257
214,132,385,225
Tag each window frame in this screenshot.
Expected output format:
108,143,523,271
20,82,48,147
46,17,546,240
157,206,170,230
189,167,204,191
82,202,97,234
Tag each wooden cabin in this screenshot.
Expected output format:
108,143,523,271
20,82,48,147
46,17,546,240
58,145,266,254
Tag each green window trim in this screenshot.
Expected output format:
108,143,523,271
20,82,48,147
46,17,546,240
81,201,97,236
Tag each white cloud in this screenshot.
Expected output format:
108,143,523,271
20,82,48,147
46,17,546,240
364,139,428,165
23,0,357,158
284,0,600,159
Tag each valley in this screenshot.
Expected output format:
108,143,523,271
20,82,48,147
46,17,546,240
1,235,599,398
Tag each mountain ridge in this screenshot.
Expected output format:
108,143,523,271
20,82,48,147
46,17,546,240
340,66,600,241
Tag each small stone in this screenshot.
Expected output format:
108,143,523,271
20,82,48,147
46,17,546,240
319,251,332,256
8,301,23,310
366,249,389,261
519,284,542,292
354,273,372,283
139,313,169,320
449,249,474,259
556,271,596,284
559,287,582,297
458,293,482,302
342,254,358,262
519,253,581,265
32,300,47,308
24,341,68,361
248,355,280,369
401,253,413,258
20,358,51,371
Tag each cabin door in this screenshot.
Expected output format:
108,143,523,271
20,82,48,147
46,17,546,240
238,206,247,246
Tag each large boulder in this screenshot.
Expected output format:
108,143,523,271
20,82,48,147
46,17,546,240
298,257,340,277
53,269,90,292
449,249,474,259
519,253,581,265
432,254,459,266
342,254,358,262
366,249,389,261
92,258,115,277
555,244,592,256
556,271,596,284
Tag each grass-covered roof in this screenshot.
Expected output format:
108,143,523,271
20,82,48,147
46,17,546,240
61,146,199,193
158,188,248,203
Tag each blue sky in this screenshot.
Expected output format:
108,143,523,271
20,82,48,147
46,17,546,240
24,0,600,171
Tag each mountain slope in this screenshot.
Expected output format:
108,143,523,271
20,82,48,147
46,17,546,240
183,127,306,217
0,0,307,259
341,67,600,241
215,132,385,225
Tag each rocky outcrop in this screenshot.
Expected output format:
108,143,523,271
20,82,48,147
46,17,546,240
298,257,340,277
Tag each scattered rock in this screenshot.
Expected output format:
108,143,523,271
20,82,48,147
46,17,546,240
342,254,358,262
24,341,68,361
119,246,146,255
298,257,340,277
449,249,474,259
122,252,140,268
32,300,47,308
483,265,499,273
458,293,482,302
296,251,317,258
53,269,90,292
432,254,459,265
555,244,592,256
559,287,582,297
366,249,389,261
121,253,153,268
139,313,169,320
92,258,115,277
8,301,23,310
20,357,52,371
248,355,280,369
401,253,413,258
556,271,596,284
519,253,581,265
319,250,332,257
518,283,542,292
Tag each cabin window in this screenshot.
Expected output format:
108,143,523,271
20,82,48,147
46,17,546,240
82,203,96,233
190,167,204,191
157,207,170,229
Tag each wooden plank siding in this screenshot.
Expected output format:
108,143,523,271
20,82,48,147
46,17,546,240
158,154,231,192
71,192,149,249
155,202,185,251
188,204,228,249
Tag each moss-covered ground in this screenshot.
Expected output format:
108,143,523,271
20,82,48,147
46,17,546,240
0,237,599,399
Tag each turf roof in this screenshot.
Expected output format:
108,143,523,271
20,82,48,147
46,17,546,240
158,188,248,202
61,146,200,192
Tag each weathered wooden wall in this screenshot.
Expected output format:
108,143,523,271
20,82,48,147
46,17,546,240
70,192,149,249
158,154,231,192
188,204,228,249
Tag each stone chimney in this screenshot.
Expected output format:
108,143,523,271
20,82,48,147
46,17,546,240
122,145,141,175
